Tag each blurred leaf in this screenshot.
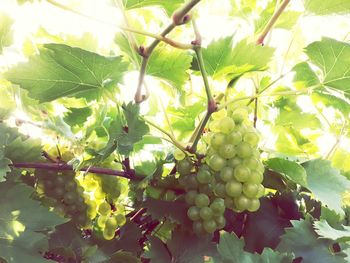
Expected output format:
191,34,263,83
305,38,350,98
265,158,308,187
143,236,171,263
5,44,128,102
108,251,141,263
314,220,350,243
63,107,92,127
123,0,184,15
303,159,350,215
277,217,347,263
305,0,350,15
311,91,350,115
0,182,68,263
0,12,14,54
293,62,320,88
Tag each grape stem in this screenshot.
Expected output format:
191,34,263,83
10,162,141,181
256,0,291,45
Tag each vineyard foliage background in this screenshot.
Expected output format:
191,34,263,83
1,0,350,262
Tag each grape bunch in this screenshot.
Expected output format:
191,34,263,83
175,107,265,234
35,169,91,227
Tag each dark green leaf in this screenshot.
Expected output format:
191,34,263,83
5,44,128,102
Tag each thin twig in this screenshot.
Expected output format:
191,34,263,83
256,0,291,45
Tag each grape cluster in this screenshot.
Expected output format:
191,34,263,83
176,107,265,234
35,169,91,227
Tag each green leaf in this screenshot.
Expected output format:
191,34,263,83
314,220,350,243
0,182,68,263
277,217,347,263
303,159,350,214
305,0,350,15
0,12,14,54
123,0,184,15
147,47,192,92
109,251,141,263
265,158,308,187
0,158,12,182
143,236,171,263
311,91,350,115
63,107,92,127
305,38,350,97
5,44,128,102
293,62,320,88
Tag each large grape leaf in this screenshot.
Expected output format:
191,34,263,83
0,182,68,263
277,217,347,263
265,158,308,187
123,0,184,15
303,159,350,214
5,44,128,102
292,62,320,88
314,220,350,243
305,38,350,97
215,232,293,263
0,12,14,54
304,0,350,15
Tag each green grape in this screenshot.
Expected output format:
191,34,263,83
210,132,226,149
247,199,260,212
219,144,236,159
231,108,248,124
220,167,234,182
115,204,125,214
227,157,242,168
256,184,265,198
234,195,251,211
214,183,226,198
243,158,260,170
174,149,186,161
208,119,221,132
212,109,227,120
224,197,235,209
185,190,198,205
242,183,259,198
64,191,78,204
196,169,212,184
203,219,217,233
248,171,264,184
215,215,226,229
105,216,118,229
187,206,201,221
103,228,115,240
226,131,242,145
97,215,107,228
200,207,213,220
208,154,227,172
193,221,204,235
98,202,111,216
177,159,193,175
234,165,250,182
243,131,259,147
54,176,66,187
84,178,98,191
198,184,212,196
183,175,199,191
195,194,210,208
219,116,236,134
94,190,105,200
64,180,77,191
210,199,225,213
163,190,176,201
52,187,65,198
225,180,242,197
236,142,252,158
116,214,126,226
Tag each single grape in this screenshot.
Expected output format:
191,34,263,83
242,183,259,198
98,202,111,216
52,187,65,198
187,206,201,221
177,159,193,175
227,157,242,168
255,184,265,198
247,199,260,212
203,220,217,233
215,215,226,229
103,228,115,240
226,131,243,145
219,144,236,159
163,190,176,201
219,117,235,134
220,167,234,182
248,170,264,184
174,149,186,161
243,158,260,170
231,108,248,124
214,183,226,198
196,169,212,184
225,180,243,197
210,132,226,150
212,109,227,120
54,176,66,187
200,207,213,220
185,190,198,205
184,175,199,191
63,192,77,204
94,190,105,200
234,195,251,211
208,154,227,172
234,165,251,182
210,199,225,213
195,194,210,208
44,180,54,189
236,142,252,158
64,180,77,191
116,214,126,226
105,216,118,229
243,131,259,147
97,215,107,228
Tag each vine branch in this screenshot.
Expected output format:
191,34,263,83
10,162,141,180
256,0,291,45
